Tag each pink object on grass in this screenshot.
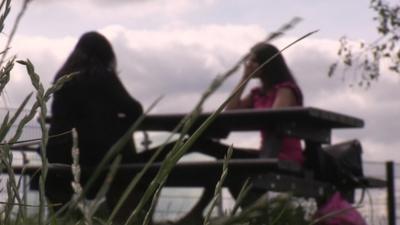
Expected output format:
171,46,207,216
313,192,367,225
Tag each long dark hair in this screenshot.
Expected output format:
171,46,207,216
250,42,298,88
54,31,116,82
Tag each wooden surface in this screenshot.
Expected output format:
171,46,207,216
139,107,364,132
14,158,299,177
19,159,321,196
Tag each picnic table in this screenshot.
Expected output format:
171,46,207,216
16,106,384,199
133,106,378,198
7,106,394,225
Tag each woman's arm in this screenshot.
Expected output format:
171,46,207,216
225,61,256,110
272,88,298,108
225,78,252,110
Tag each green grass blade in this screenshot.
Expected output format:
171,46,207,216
87,96,162,188
90,155,122,215
107,124,185,223
6,92,33,143
203,146,233,225
0,144,26,220
142,184,162,225
14,60,75,224
0,57,13,94
0,111,9,141
230,179,251,215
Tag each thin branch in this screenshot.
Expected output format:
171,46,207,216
0,0,31,68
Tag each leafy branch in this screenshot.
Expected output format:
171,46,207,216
329,0,400,88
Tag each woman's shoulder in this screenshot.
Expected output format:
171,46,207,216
273,81,302,95
274,81,303,105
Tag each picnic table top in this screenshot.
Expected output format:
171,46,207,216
139,107,364,133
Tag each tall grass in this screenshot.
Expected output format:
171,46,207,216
0,1,328,225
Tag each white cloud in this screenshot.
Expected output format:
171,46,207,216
101,24,264,53
98,24,266,109
1,23,265,109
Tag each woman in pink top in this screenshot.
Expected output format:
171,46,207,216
177,43,305,222
226,42,304,165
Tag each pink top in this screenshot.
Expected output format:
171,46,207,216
251,81,304,165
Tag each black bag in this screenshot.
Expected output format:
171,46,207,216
322,139,364,187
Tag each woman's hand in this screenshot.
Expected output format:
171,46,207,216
225,61,255,110
243,58,259,80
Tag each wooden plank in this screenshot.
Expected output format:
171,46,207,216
252,173,336,198
10,159,386,197
139,107,364,134
14,159,303,188
11,159,300,176
42,107,363,140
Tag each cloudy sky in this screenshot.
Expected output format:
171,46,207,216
1,0,399,163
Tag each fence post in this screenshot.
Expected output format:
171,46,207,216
386,161,396,225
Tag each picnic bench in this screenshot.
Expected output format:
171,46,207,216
14,107,386,199
133,106,385,198
9,106,395,225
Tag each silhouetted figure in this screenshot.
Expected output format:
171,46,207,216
44,31,214,224
45,31,143,219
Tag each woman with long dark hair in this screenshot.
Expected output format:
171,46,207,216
226,42,304,165
45,31,143,217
